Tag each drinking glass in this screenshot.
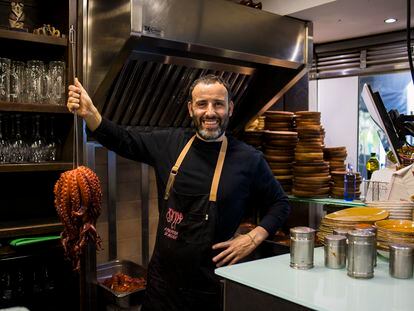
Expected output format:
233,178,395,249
26,60,46,104
45,116,60,161
0,58,11,102
0,113,9,163
10,61,25,103
30,115,46,162
9,114,28,163
48,61,66,105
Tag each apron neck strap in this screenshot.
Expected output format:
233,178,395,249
209,135,227,202
163,135,228,202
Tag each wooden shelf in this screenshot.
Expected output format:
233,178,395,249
0,28,67,46
0,101,70,114
0,218,62,239
0,162,73,172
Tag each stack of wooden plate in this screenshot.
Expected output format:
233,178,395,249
366,201,414,220
330,170,362,199
317,207,389,244
375,219,414,256
264,111,295,131
242,130,263,149
264,130,298,194
324,146,347,173
292,111,330,197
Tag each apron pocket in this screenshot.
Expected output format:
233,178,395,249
179,212,211,244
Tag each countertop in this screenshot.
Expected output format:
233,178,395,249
215,247,414,311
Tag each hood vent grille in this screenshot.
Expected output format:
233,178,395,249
97,52,255,128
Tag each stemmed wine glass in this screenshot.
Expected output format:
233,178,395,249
30,114,46,162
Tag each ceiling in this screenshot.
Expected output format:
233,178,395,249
258,0,414,44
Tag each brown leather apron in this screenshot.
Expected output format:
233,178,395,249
142,135,228,311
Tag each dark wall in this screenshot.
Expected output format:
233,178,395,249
270,73,309,112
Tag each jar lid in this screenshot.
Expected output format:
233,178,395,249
354,223,375,230
332,228,349,236
347,230,375,238
325,234,347,245
389,244,414,255
354,224,376,234
290,226,315,237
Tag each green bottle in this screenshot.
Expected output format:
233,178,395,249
366,152,380,179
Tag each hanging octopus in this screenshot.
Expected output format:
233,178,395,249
54,166,102,271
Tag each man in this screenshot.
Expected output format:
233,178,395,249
67,74,290,311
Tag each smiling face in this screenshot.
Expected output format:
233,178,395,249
188,82,234,141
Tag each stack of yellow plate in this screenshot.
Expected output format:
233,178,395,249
375,219,414,256
317,207,389,243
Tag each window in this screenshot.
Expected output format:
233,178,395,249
358,71,414,178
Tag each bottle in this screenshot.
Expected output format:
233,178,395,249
344,163,356,201
366,152,379,179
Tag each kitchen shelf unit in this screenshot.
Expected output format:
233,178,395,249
0,162,73,173
0,101,70,114
0,0,83,310
0,28,67,46
0,0,78,240
0,218,62,239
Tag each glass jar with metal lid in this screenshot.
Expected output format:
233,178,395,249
347,230,375,279
290,227,315,270
389,244,414,279
324,234,346,269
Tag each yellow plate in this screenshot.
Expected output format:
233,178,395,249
325,207,389,222
375,219,414,234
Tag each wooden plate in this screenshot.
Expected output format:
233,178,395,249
268,162,292,169
293,179,330,188
294,166,330,173
294,173,331,179
292,189,330,197
264,130,298,136
294,184,330,191
274,175,294,180
293,161,329,167
295,153,324,161
265,111,294,116
265,145,296,151
272,169,293,175
295,175,331,184
323,147,347,152
295,121,321,126
295,111,321,116
265,149,294,156
265,155,294,162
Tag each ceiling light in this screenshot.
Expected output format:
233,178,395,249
384,18,398,24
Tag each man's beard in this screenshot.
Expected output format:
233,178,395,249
192,114,230,141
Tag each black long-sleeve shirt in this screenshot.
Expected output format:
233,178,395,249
90,118,290,241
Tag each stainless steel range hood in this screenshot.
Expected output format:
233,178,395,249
86,0,312,132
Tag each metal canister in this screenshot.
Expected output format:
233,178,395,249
354,224,377,267
332,228,349,237
389,245,414,279
290,227,315,270
324,235,346,269
347,230,375,279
